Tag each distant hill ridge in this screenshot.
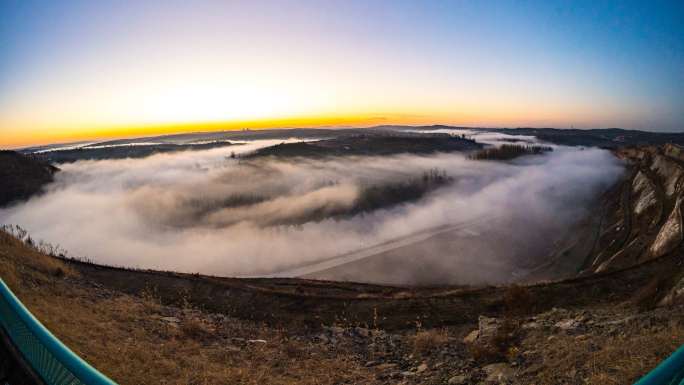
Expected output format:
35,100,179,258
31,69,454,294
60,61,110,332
0,151,58,207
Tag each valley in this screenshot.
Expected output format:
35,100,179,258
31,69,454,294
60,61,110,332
2,127,684,384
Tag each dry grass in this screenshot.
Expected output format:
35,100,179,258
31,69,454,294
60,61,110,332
632,276,668,311
0,230,378,385
468,317,521,364
0,230,77,293
584,323,683,384
412,328,449,356
503,285,535,316
3,228,682,385
180,318,214,341
529,319,684,384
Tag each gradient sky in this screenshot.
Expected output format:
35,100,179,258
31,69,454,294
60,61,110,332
1,0,683,147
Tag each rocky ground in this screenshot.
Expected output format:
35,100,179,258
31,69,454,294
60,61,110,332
111,283,684,385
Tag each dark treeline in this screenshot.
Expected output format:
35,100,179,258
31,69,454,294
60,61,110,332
469,144,553,161
172,168,454,228
277,168,452,226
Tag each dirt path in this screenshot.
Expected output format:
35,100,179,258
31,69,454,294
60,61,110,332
251,215,496,279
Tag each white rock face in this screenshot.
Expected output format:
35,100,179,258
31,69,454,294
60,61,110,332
659,276,684,306
650,155,684,197
649,196,683,258
478,316,501,341
664,144,684,162
632,171,658,216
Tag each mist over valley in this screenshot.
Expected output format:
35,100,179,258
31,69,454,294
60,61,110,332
1,128,625,285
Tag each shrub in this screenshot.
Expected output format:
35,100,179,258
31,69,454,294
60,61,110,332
412,329,449,355
503,285,534,316
181,318,213,340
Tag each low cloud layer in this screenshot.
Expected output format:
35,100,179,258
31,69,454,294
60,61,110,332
0,132,625,284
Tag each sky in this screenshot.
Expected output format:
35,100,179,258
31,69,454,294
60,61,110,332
1,0,683,147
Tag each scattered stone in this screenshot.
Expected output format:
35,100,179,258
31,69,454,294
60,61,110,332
478,316,501,340
160,316,180,323
326,326,345,335
376,363,398,370
483,363,516,384
354,327,370,338
416,363,428,373
317,333,329,343
448,374,468,385
463,329,479,344
555,318,582,332
247,339,267,344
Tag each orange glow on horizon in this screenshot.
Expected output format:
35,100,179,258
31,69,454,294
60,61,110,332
2,104,608,149
1,113,440,149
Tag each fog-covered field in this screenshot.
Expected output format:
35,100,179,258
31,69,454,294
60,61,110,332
0,129,624,283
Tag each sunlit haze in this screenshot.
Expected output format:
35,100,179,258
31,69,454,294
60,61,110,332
1,0,683,147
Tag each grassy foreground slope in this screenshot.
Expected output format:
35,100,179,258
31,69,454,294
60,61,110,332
0,231,375,385
2,227,683,384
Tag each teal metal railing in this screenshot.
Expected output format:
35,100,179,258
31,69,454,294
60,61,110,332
635,344,684,385
0,279,117,385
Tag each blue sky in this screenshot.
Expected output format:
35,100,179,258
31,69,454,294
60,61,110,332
1,0,683,146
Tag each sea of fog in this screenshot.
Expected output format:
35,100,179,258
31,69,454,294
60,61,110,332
0,130,625,283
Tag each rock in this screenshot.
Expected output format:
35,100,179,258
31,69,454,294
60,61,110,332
321,326,345,337
316,333,330,343
160,316,180,323
632,171,658,217
448,374,468,384
659,275,684,306
649,196,683,258
354,327,370,338
416,363,428,373
401,371,414,377
555,318,582,332
538,307,569,322
483,363,516,384
376,363,398,370
247,339,267,344
478,316,500,340
522,321,540,330
463,329,479,344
